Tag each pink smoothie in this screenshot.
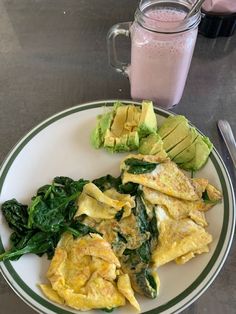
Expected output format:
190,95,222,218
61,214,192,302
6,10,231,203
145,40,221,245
203,0,236,13
129,8,198,108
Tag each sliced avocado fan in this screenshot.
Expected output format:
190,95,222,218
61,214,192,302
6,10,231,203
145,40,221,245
158,115,213,171
90,104,213,171
138,133,163,155
168,127,199,159
179,135,213,171
158,115,187,139
162,120,190,152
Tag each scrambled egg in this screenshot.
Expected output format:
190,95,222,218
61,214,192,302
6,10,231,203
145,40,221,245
122,154,201,201
143,186,208,226
152,206,212,267
40,232,140,311
40,153,222,312
75,182,135,219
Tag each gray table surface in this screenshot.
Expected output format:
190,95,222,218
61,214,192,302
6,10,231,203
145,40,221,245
0,0,235,313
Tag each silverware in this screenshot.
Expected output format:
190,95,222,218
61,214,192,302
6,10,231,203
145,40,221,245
185,0,206,19
218,120,236,169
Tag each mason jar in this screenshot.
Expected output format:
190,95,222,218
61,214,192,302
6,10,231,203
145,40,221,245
107,0,201,109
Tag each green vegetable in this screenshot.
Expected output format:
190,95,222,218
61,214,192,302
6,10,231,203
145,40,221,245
92,174,121,192
0,231,60,261
114,208,124,221
202,190,217,204
93,174,138,195
138,133,163,155
90,101,157,153
65,220,102,237
132,268,157,298
125,158,158,174
101,308,115,313
118,181,139,195
120,193,159,298
1,199,29,234
133,194,149,233
0,176,93,262
117,232,127,243
137,100,157,138
149,210,159,250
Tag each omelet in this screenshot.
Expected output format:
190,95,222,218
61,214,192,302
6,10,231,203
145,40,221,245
121,155,201,201
143,186,208,226
39,152,222,312
75,183,135,219
120,153,168,169
93,213,150,255
40,232,139,311
152,206,212,267
117,274,141,311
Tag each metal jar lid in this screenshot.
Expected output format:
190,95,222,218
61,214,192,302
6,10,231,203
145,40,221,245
199,10,236,38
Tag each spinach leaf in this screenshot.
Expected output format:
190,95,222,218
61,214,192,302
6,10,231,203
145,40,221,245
54,177,89,195
122,195,152,268
123,241,151,269
101,308,114,313
1,199,29,234
0,176,91,262
120,192,159,298
125,158,158,174
66,220,102,237
92,175,121,192
149,209,159,250
133,194,149,233
27,177,88,232
0,231,59,261
202,190,217,204
117,232,127,243
28,192,81,232
114,208,124,221
134,268,157,298
118,181,139,195
137,241,151,264
93,174,139,196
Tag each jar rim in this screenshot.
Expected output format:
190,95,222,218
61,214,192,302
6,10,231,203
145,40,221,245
136,0,201,34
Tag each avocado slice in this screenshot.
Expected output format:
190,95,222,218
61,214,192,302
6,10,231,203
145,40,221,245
158,115,188,139
128,131,139,150
90,110,115,149
124,105,141,132
111,105,129,137
90,119,102,148
138,101,157,138
179,136,213,171
100,111,114,136
167,127,199,159
139,133,163,155
173,136,199,164
162,120,190,152
104,129,116,151
115,134,129,151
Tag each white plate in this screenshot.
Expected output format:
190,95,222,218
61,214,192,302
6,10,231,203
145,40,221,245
0,100,235,314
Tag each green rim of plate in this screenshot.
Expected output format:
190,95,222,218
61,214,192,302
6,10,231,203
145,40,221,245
0,100,235,314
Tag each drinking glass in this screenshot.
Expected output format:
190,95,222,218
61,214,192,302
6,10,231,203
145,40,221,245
107,0,201,109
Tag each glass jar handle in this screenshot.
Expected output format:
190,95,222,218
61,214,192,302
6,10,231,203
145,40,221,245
107,22,132,76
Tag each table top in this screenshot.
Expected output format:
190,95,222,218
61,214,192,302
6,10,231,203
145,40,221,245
0,1,235,313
